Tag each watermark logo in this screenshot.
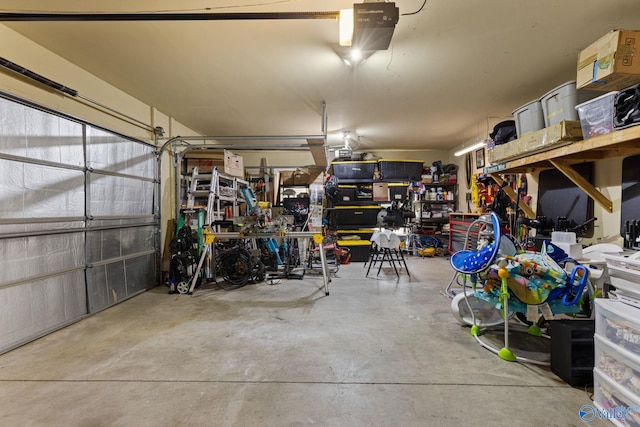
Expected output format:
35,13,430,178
579,404,640,423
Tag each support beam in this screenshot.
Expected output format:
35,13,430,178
549,159,613,213
489,174,536,219
307,138,328,167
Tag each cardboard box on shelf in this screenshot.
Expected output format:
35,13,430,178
373,182,389,201
281,168,312,186
577,29,640,91
520,120,582,152
488,139,523,164
186,158,223,173
488,121,582,164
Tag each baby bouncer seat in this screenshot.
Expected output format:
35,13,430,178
449,211,590,364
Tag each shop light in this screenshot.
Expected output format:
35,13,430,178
454,140,486,157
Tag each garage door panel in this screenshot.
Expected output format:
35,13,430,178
0,270,87,351
87,126,156,179
87,174,154,217
0,94,159,354
125,254,156,295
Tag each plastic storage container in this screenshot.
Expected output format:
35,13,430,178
551,231,583,259
336,239,372,262
331,160,376,180
334,205,381,227
594,334,640,396
595,299,640,354
337,185,357,202
593,368,640,425
605,253,640,308
377,159,424,181
337,185,373,202
388,183,409,201
541,80,593,126
337,229,376,241
575,91,618,139
512,99,545,138
614,84,640,130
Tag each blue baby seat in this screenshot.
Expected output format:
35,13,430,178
450,211,516,274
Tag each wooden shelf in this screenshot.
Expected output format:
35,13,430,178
485,125,640,216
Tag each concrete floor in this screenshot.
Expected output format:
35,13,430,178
0,256,605,427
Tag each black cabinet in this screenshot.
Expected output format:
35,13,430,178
550,319,595,387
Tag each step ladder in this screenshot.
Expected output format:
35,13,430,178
206,168,220,225
186,167,201,209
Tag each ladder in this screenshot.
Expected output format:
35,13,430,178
206,168,219,225
186,167,200,209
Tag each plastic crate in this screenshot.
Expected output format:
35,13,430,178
334,205,381,227
594,334,640,396
331,160,376,180
576,91,618,139
337,229,376,241
378,159,424,181
541,80,594,127
337,185,373,202
336,239,372,262
512,99,545,138
388,183,409,201
605,253,640,308
595,299,640,354
614,84,640,129
593,368,640,425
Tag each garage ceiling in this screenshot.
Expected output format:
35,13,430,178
1,0,638,152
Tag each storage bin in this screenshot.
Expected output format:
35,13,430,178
378,159,424,181
594,334,640,396
331,160,376,180
337,239,372,262
337,185,357,202
575,91,618,139
334,205,381,227
541,81,594,127
388,183,409,201
549,319,595,386
593,368,640,425
512,99,545,138
595,299,640,354
337,185,373,202
337,229,375,241
355,185,373,200
614,84,640,130
605,253,640,308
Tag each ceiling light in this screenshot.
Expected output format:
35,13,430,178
454,140,487,157
339,47,374,66
339,9,354,46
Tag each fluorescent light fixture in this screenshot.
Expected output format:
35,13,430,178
339,9,353,46
454,140,486,157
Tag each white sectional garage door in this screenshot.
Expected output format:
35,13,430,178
0,94,159,354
